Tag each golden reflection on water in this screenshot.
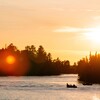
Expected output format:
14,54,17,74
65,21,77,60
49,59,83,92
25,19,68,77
93,95,100,100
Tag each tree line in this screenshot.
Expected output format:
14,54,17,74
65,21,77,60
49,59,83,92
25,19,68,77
0,43,100,83
78,52,100,83
0,43,76,76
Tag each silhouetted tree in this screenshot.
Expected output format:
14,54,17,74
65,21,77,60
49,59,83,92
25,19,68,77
78,52,100,83
7,43,18,52
36,45,47,63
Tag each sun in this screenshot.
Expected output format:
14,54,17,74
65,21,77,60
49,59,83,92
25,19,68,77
6,55,16,64
84,27,100,44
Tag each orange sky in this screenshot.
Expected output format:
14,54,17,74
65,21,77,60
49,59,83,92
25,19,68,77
1,0,100,64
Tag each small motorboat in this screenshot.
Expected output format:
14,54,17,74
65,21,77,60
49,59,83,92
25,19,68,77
66,83,77,88
82,83,92,85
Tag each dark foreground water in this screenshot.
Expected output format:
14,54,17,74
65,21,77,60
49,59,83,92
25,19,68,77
0,74,100,100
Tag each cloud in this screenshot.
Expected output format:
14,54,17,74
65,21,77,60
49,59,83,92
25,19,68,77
53,26,96,33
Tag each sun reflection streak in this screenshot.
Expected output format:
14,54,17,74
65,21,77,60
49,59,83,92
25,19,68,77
93,95,100,100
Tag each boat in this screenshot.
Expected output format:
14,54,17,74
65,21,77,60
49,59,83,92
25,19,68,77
82,83,92,85
66,83,77,88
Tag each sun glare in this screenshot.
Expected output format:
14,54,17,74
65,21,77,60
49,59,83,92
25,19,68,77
6,55,16,64
85,27,100,44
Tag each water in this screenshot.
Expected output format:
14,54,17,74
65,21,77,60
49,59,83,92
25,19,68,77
0,74,100,100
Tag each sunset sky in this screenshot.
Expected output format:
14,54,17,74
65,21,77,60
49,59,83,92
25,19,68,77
1,0,100,64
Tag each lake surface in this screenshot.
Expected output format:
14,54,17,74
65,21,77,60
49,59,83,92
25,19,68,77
0,74,100,100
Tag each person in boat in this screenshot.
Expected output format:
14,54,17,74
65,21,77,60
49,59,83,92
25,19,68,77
66,83,77,88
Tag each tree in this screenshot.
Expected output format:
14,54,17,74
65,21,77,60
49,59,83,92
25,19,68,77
7,43,17,52
36,45,47,63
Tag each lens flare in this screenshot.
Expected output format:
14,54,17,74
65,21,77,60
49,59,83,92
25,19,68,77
6,55,15,64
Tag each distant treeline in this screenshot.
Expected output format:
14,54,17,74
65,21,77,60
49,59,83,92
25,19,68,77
1,43,100,83
78,52,100,83
0,43,77,76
